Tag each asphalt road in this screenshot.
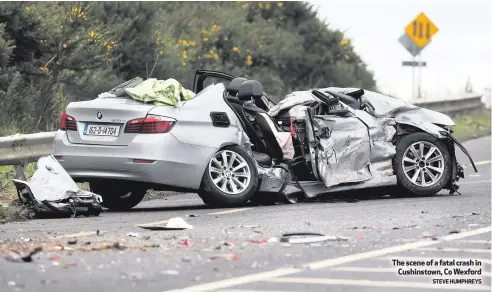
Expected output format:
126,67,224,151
0,136,490,292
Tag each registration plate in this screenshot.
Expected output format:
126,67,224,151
83,124,120,136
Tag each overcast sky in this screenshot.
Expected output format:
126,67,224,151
310,0,491,102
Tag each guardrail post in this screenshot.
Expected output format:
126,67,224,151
13,160,27,181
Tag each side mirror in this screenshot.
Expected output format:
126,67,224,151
329,108,350,116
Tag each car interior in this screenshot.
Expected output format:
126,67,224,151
223,78,319,181
225,78,283,167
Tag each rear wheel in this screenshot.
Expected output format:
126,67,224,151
90,181,146,210
393,132,451,196
199,146,258,206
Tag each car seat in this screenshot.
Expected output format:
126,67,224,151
237,80,289,164
225,78,270,158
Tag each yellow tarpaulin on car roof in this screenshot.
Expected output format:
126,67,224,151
125,78,195,106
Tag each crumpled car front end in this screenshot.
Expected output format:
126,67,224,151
353,89,477,194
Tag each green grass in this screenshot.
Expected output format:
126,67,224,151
0,163,36,221
452,109,491,142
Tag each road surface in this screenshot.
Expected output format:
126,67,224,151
0,136,490,292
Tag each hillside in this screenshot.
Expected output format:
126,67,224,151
0,1,375,133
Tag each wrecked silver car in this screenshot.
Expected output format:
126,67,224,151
53,70,476,209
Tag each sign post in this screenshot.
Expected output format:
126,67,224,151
399,12,439,101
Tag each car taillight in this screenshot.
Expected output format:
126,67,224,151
60,111,77,131
124,115,176,134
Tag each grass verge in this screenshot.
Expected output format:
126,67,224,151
452,109,491,142
0,164,36,222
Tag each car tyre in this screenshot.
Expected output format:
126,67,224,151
200,146,258,206
250,192,278,206
393,132,451,196
90,181,146,211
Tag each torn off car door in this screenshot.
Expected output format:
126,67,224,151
306,105,373,189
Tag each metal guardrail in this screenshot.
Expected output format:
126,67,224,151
414,95,484,116
0,132,56,180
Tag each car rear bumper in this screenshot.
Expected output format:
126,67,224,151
52,130,217,190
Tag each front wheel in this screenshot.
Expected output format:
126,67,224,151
199,146,259,206
393,132,451,196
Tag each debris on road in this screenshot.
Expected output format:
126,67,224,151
279,233,348,244
67,239,77,245
249,239,267,244
240,224,260,228
449,230,460,234
127,232,139,237
421,231,435,238
187,214,200,217
63,262,77,268
160,270,179,275
138,217,193,230
209,254,240,261
5,246,42,263
11,155,103,218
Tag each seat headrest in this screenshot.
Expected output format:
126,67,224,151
226,77,248,96
237,80,263,101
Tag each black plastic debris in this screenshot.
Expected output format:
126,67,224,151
67,239,77,245
5,247,42,263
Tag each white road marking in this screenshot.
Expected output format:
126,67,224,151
402,239,491,244
459,180,491,185
208,208,252,215
54,231,97,238
264,278,491,291
165,226,492,292
218,290,294,292
166,268,302,292
415,247,491,254
455,240,491,244
463,160,492,169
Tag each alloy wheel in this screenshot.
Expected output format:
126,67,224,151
208,150,251,195
402,141,445,187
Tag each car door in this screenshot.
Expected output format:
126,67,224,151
192,70,236,94
305,90,373,188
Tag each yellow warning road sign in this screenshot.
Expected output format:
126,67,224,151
404,12,439,48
